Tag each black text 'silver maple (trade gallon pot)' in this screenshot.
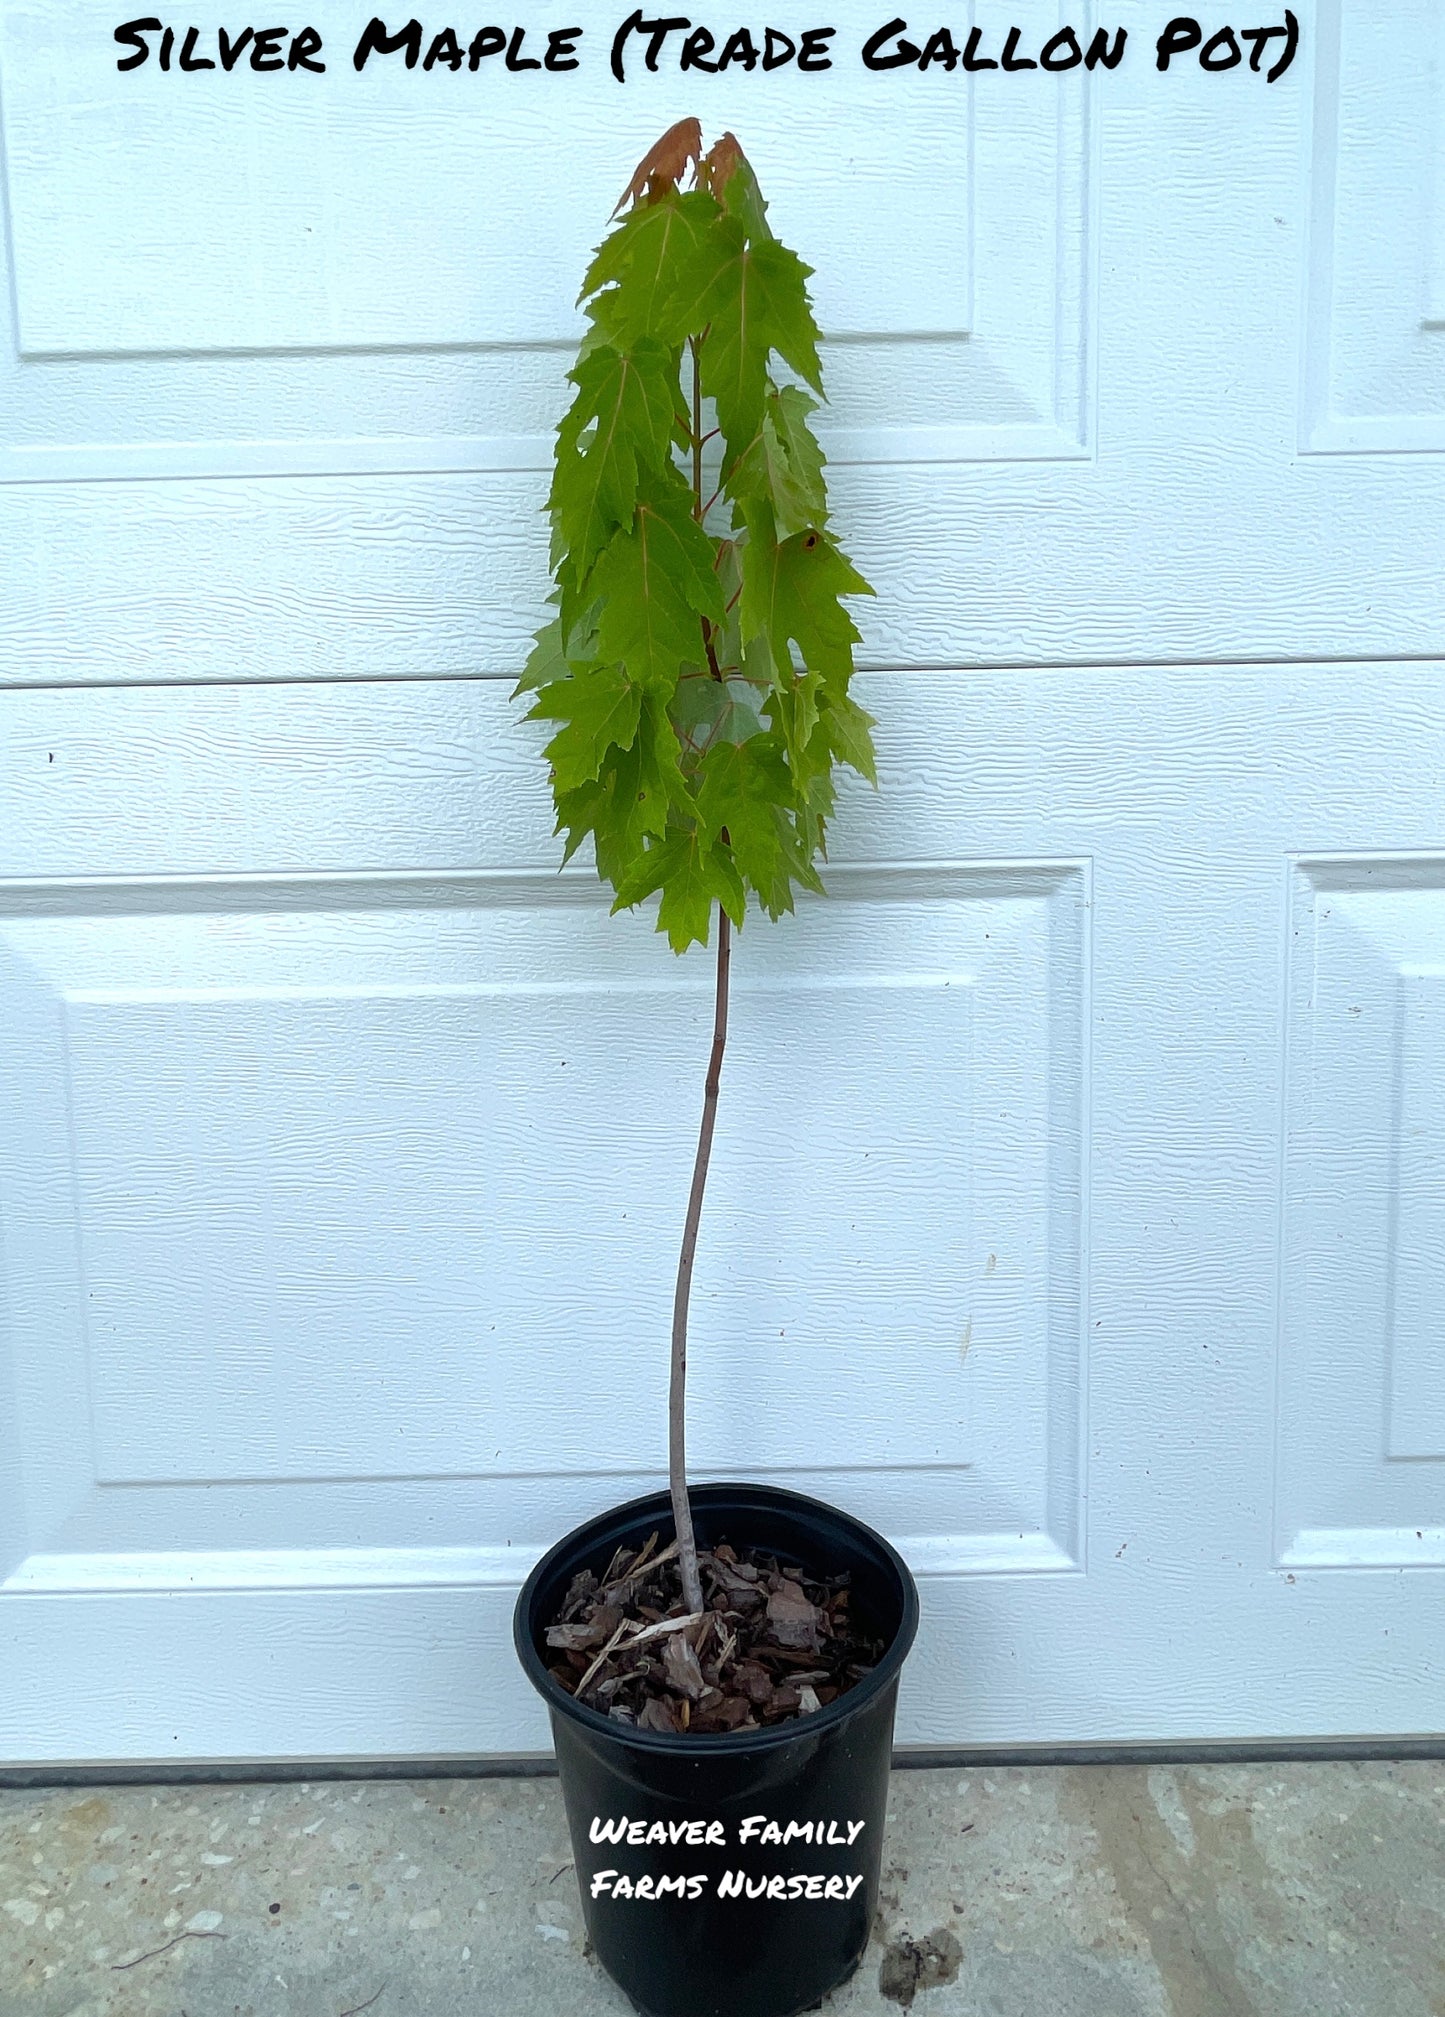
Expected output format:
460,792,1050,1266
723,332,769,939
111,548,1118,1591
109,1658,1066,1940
510,122,918,2017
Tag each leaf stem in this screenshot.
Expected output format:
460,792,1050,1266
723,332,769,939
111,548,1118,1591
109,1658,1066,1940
699,618,723,682
670,905,730,1618
690,338,704,515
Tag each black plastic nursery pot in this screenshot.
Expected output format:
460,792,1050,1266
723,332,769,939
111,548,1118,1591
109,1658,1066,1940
514,1481,920,2017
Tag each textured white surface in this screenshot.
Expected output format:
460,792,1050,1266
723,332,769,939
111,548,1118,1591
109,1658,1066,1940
1,3,1445,676
2,667,1445,1760
0,0,1084,476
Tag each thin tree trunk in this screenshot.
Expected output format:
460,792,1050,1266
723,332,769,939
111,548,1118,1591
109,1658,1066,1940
670,904,730,1616
667,330,726,1619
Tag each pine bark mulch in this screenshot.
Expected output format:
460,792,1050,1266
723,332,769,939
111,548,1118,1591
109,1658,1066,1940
543,1531,884,1733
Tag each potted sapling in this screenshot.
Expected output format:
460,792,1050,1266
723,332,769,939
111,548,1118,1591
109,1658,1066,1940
512,120,920,2017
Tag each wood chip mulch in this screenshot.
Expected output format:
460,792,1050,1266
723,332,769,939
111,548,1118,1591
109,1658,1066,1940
543,1531,884,1733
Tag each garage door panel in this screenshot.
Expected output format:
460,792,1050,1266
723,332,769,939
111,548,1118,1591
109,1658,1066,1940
1277,859,1445,1571
0,829,1086,1680
6,3,1445,684
3,666,1444,1758
0,0,1084,481
1303,0,1445,451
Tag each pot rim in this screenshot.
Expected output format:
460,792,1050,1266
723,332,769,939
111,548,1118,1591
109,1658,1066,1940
513,1480,920,1758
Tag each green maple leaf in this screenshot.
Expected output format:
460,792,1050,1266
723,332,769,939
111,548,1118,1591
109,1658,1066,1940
695,735,794,895
666,214,823,446
554,693,687,880
582,189,720,349
816,690,879,785
512,600,602,697
789,754,838,871
512,612,568,698
552,767,614,870
713,148,773,245
634,686,697,824
527,662,646,793
765,663,824,777
549,339,680,595
724,385,828,538
611,827,745,952
741,525,872,682
591,473,725,687
671,671,769,758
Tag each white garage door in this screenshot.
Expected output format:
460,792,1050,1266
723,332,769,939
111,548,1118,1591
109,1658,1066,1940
2,1,1444,1764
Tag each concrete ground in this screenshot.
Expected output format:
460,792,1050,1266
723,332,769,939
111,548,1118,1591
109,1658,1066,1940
1,1761,1441,2016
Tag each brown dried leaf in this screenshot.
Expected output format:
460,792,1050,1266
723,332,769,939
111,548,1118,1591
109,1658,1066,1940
766,1579,823,1651
706,1555,760,1596
732,1661,774,1707
574,1619,629,1700
697,130,745,200
545,1603,622,1653
559,1568,599,1622
613,117,704,217
663,1632,706,1701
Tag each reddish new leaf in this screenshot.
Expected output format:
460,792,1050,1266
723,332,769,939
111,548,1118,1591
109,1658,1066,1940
613,116,704,217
